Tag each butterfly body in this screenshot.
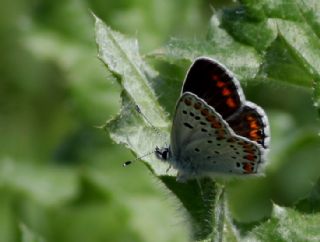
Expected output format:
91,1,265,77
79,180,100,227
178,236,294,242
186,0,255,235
156,57,270,182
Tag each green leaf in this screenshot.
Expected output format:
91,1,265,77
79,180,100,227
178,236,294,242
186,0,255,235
259,35,313,87
218,0,320,116
246,204,320,241
221,7,277,51
150,14,262,82
276,19,320,82
106,91,170,176
296,178,320,213
94,14,167,127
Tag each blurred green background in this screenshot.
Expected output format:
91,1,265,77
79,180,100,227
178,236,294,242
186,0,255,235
1,0,320,241
0,0,213,241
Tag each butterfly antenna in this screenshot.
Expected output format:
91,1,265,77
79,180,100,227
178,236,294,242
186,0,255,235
123,150,155,167
135,105,165,140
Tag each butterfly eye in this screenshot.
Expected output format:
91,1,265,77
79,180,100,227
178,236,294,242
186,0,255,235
155,147,170,160
162,150,169,159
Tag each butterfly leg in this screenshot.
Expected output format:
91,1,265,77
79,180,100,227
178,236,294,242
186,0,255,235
166,165,172,173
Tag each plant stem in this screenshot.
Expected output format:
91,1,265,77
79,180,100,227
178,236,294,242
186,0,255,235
212,184,226,242
216,185,226,242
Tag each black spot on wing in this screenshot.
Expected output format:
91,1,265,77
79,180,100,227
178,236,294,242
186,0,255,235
183,122,193,129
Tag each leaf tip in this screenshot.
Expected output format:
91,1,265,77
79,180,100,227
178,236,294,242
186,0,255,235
272,204,287,219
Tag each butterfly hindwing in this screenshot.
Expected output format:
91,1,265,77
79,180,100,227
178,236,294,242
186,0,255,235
227,101,270,149
170,92,264,178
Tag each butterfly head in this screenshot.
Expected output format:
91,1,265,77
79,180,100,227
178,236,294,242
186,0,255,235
155,146,171,161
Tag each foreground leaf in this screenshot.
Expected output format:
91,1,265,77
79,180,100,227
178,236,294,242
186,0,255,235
95,14,167,127
94,15,233,240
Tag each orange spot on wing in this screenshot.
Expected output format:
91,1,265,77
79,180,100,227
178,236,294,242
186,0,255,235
244,155,255,161
184,98,192,106
249,130,259,139
216,81,225,87
222,88,231,96
243,162,254,173
206,115,216,122
244,149,255,154
226,98,237,108
194,102,202,109
250,121,258,129
201,109,209,116
247,115,254,121
211,121,222,129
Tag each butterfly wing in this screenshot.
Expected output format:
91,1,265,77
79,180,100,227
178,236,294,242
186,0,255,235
183,57,270,149
170,92,265,179
227,102,270,149
182,57,245,119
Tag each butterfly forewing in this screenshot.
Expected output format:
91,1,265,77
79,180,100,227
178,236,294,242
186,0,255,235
182,58,245,119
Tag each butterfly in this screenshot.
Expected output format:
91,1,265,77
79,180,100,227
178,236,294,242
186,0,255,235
155,57,270,182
